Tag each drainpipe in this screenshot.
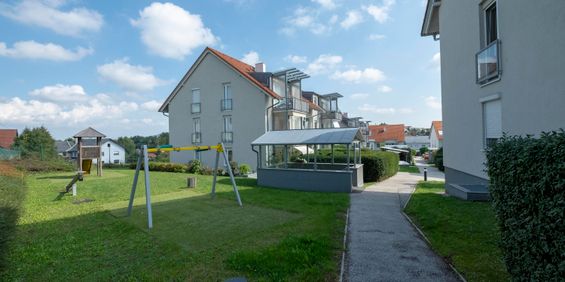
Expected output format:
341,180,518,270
251,145,260,171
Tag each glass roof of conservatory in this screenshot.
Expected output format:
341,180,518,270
251,128,363,145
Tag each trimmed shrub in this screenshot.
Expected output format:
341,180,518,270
433,147,444,171
239,164,252,175
314,150,398,182
485,131,565,280
103,163,130,169
187,160,202,174
10,158,74,173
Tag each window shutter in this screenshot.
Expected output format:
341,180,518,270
484,99,502,138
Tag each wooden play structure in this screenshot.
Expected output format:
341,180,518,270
73,127,105,176
127,143,242,229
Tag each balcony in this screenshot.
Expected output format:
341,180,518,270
221,99,233,111
273,97,309,113
322,111,342,121
191,103,201,114
221,132,233,143
191,132,201,144
476,40,501,85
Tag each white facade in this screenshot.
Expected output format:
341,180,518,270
429,123,443,149
91,140,125,164
405,136,430,150
422,1,565,191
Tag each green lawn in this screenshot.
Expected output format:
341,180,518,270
399,165,420,173
1,169,348,281
404,181,509,281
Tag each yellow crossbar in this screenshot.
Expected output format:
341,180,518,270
146,144,223,153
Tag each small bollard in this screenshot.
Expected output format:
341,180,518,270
424,168,428,181
72,183,77,196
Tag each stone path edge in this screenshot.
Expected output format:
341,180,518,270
339,207,350,282
401,191,468,282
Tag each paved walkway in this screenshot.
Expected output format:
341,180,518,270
414,157,445,181
345,172,459,282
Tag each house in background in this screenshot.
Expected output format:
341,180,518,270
405,136,430,150
429,121,443,149
67,138,125,164
159,47,368,169
367,124,405,148
0,129,18,149
55,140,76,159
422,0,565,200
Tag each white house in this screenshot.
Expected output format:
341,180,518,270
158,47,367,169
68,138,126,164
405,136,430,150
422,0,565,200
429,121,443,149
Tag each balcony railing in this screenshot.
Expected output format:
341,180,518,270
273,97,309,113
191,103,201,114
221,132,233,143
476,40,501,85
221,99,233,111
191,132,201,144
322,111,342,121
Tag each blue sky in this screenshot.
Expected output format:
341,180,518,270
0,0,440,139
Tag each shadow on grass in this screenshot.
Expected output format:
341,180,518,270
0,175,26,270
36,175,75,180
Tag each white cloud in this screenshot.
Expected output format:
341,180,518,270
351,93,369,100
141,100,162,111
331,68,386,83
368,34,386,40
358,104,396,114
281,7,331,36
240,51,260,65
305,54,343,75
430,52,441,70
0,0,103,37
29,84,87,102
97,58,164,92
0,41,93,61
378,85,393,93
363,0,396,24
340,10,363,29
399,108,414,114
425,96,442,109
311,0,336,9
131,2,217,59
285,55,308,64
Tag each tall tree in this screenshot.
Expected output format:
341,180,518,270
116,137,137,163
12,126,57,159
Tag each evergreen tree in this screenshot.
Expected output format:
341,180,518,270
13,126,57,159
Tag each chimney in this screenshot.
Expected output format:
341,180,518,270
255,62,266,72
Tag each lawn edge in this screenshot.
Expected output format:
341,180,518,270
402,183,468,282
339,207,350,282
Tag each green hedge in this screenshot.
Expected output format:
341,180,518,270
486,131,565,280
10,158,74,173
433,147,444,172
314,149,398,182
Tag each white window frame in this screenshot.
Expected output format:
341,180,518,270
482,98,502,148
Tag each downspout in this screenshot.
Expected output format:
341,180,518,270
251,145,259,171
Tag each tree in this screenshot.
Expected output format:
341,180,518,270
117,137,137,163
419,146,429,155
12,126,57,159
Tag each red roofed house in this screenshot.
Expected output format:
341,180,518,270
430,121,443,149
0,129,18,149
368,124,406,146
159,47,359,169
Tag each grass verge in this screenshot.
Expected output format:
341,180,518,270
399,165,420,173
404,181,509,281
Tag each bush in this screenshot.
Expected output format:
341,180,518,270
314,150,398,182
485,131,565,280
433,147,444,171
103,163,130,169
239,164,252,175
187,160,202,174
10,158,74,173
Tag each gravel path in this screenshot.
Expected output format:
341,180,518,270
345,172,460,282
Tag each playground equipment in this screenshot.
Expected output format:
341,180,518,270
127,143,242,229
55,171,83,200
73,127,106,176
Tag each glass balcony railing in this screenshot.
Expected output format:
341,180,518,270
221,132,233,143
476,40,501,85
221,99,233,111
273,97,309,113
191,103,201,114
191,132,201,144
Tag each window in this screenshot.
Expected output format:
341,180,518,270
192,118,201,143
483,99,502,148
476,1,501,85
101,152,104,156
113,151,119,156
222,115,233,143
330,99,338,112
222,83,232,111
113,159,119,164
191,89,201,114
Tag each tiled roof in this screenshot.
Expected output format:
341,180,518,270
0,129,17,149
368,124,406,143
206,47,282,100
73,127,106,138
431,121,443,140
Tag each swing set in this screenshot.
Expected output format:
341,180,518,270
127,143,242,229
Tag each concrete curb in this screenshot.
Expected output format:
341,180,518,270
402,187,467,282
339,207,350,282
